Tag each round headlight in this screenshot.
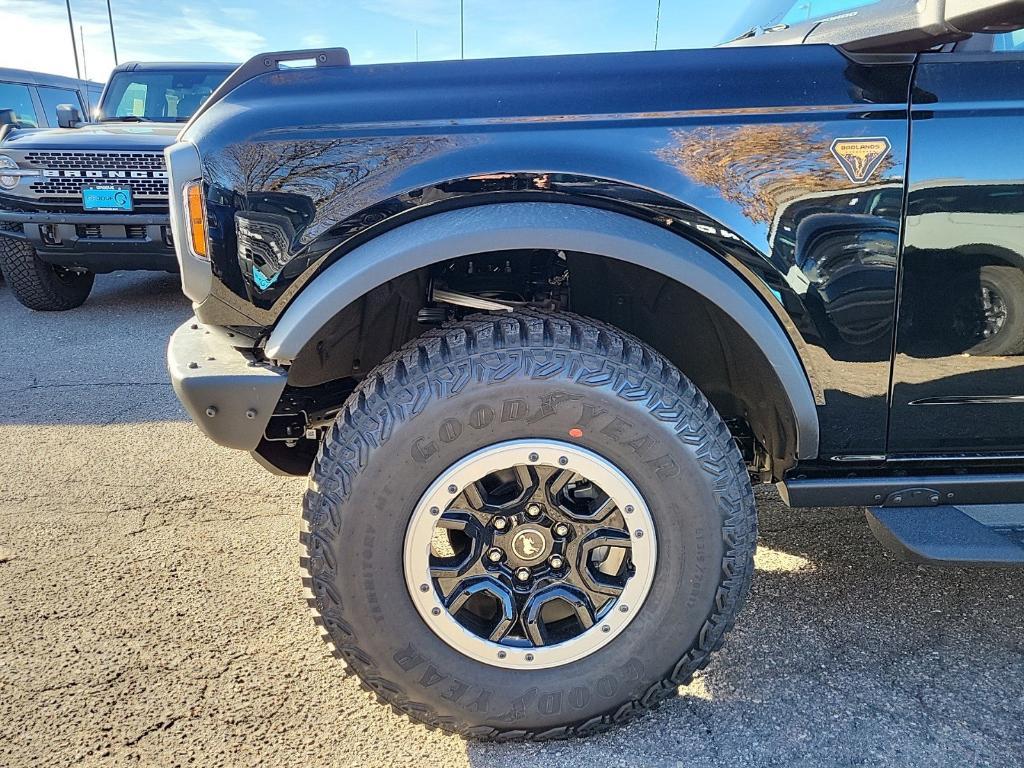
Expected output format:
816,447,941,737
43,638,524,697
0,154,18,190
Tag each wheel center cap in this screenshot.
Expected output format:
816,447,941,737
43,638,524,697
511,527,547,562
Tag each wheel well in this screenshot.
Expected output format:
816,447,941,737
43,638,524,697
277,249,800,479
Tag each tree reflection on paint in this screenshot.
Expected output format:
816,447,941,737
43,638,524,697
657,124,895,224
207,135,456,240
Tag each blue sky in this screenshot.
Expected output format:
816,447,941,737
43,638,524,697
1,0,751,81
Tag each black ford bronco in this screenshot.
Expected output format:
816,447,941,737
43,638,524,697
165,0,1024,740
0,61,234,310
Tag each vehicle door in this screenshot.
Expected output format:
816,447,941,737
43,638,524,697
37,85,88,124
0,80,43,128
888,32,1024,456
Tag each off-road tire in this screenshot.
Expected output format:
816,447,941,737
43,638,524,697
0,232,94,311
957,265,1024,357
301,310,757,740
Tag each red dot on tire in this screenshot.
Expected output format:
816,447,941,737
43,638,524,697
568,427,583,438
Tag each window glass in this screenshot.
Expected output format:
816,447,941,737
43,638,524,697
100,70,230,122
0,81,39,128
113,81,148,117
37,86,84,124
780,0,880,25
992,29,1024,52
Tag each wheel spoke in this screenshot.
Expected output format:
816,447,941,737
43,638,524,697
445,575,516,642
461,481,486,512
588,495,618,522
576,527,633,597
514,463,537,500
541,466,575,506
428,512,484,579
581,572,627,598
522,585,596,646
581,527,631,550
487,609,517,643
430,558,479,580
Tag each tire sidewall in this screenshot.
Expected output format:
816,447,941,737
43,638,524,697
970,268,1024,356
308,363,745,732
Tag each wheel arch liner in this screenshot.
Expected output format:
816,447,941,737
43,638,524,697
264,202,820,459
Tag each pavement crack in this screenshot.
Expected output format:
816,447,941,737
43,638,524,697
121,713,186,748
25,381,169,391
124,495,199,536
680,690,723,763
198,512,293,525
17,669,126,695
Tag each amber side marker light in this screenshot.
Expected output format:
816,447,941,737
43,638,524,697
184,181,209,260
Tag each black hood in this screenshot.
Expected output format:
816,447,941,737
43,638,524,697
0,122,180,152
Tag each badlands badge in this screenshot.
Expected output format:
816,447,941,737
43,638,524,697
830,137,892,183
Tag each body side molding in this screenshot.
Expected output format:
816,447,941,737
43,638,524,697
263,202,820,459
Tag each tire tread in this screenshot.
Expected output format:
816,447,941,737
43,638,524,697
301,309,757,740
0,231,93,311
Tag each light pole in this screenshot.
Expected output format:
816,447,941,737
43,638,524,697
80,25,88,81
107,0,119,66
65,0,81,79
655,0,663,50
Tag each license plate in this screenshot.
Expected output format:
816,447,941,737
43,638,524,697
82,186,133,212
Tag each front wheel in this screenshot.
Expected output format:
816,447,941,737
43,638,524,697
952,265,1024,357
301,311,756,739
0,233,94,311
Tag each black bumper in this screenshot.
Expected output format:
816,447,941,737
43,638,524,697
167,318,288,451
0,208,177,273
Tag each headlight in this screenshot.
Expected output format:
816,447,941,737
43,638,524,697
0,154,18,189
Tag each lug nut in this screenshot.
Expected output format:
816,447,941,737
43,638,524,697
553,523,570,537
515,567,531,582
493,517,508,531
487,548,504,563
525,503,542,518
548,554,565,570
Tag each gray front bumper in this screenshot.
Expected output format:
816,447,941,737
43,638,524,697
167,318,287,450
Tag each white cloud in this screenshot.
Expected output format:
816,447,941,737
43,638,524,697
170,7,265,62
0,0,93,78
0,0,264,79
301,33,328,48
356,0,456,28
219,5,260,23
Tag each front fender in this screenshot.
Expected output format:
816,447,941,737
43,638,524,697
263,201,820,460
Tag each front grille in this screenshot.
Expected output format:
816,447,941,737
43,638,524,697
21,150,168,202
23,151,165,171
76,224,102,239
30,176,168,198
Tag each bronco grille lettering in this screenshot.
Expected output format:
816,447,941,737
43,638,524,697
40,169,168,180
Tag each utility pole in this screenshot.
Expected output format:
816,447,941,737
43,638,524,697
460,0,464,59
415,30,419,62
65,0,81,79
80,25,88,81
654,0,662,50
107,0,119,66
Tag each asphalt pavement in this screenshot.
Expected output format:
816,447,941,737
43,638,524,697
1,271,1022,767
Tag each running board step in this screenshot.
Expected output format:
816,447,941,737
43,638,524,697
865,505,1024,566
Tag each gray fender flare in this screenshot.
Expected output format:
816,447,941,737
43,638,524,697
264,202,819,459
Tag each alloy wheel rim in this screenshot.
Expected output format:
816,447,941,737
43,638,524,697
404,439,657,670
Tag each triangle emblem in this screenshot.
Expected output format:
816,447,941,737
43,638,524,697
830,137,892,184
